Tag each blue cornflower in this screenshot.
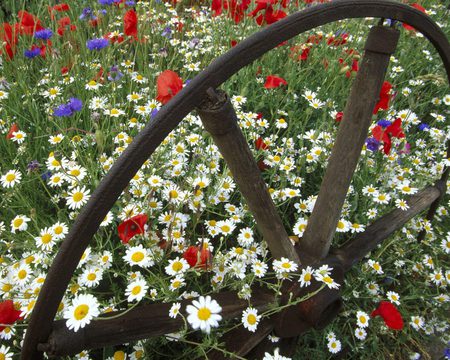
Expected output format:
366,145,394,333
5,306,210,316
161,27,172,38
79,7,93,20
108,65,124,82
86,38,109,51
151,108,159,119
27,160,41,172
98,0,114,5
24,47,41,59
41,170,52,181
53,104,74,117
418,123,430,131
125,0,136,5
444,346,450,360
377,119,392,128
366,137,380,152
34,28,53,40
68,98,83,112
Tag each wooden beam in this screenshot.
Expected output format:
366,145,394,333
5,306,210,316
299,26,400,259
197,89,300,263
38,289,275,357
333,184,442,271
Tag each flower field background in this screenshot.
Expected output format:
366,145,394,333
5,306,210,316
0,0,449,359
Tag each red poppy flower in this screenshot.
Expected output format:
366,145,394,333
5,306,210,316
183,245,212,269
372,118,405,155
0,300,22,332
6,123,19,139
373,81,392,114
48,4,70,20
117,214,148,244
0,23,18,60
264,75,287,89
17,11,44,35
156,70,183,105
255,137,269,150
124,9,138,40
335,111,344,123
403,4,426,31
371,301,404,330
57,17,76,36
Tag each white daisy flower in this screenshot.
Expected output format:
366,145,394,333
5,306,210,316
367,259,383,274
64,294,100,332
0,345,13,360
327,338,341,354
66,186,91,210
186,295,222,334
35,227,56,251
336,219,350,233
386,291,400,305
165,257,189,276
356,311,370,328
169,276,186,291
124,245,153,268
169,303,181,319
354,327,367,340
273,257,298,274
298,266,314,288
410,316,424,331
49,133,64,144
79,267,103,288
104,107,125,117
10,214,31,233
262,348,291,360
216,220,236,236
48,173,65,187
241,307,261,332
125,279,148,302
1,170,22,188
11,130,26,144
52,222,68,240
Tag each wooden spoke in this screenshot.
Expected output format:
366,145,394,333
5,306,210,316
333,183,443,271
299,25,400,260
38,289,275,357
197,89,300,263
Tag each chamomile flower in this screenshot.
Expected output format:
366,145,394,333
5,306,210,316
125,279,148,302
11,131,26,144
0,345,13,360
64,294,100,332
170,276,186,291
14,263,32,286
48,173,65,187
241,307,261,332
410,316,424,330
66,186,91,209
165,257,189,276
49,134,64,145
11,214,31,233
356,311,370,328
35,227,56,251
367,259,383,274
52,222,68,240
1,170,22,188
336,219,350,233
79,267,103,288
327,338,341,354
124,245,153,268
354,327,367,340
395,199,409,211
186,295,222,334
169,302,181,318
273,257,298,274
299,266,314,287
104,107,125,117
216,220,236,236
386,291,400,305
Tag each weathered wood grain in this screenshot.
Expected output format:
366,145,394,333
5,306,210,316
299,26,400,259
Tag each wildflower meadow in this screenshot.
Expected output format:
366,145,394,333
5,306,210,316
0,0,449,359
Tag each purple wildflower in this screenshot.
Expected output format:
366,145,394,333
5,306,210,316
377,119,392,128
24,47,41,58
68,98,83,112
151,108,159,119
366,137,380,152
34,29,53,40
41,170,52,181
161,27,172,38
108,65,124,81
125,0,136,5
86,38,109,51
98,0,114,5
418,123,430,131
79,7,93,20
53,104,74,117
27,160,41,172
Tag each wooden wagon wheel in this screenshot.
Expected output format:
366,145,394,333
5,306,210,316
21,1,450,359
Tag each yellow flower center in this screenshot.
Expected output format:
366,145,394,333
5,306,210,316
5,173,15,182
304,273,311,282
41,234,52,244
18,270,27,279
74,304,89,320
221,225,230,233
359,316,366,324
131,252,144,262
13,218,24,228
73,192,83,202
111,109,119,115
172,261,183,272
2,283,12,292
247,314,257,325
113,351,126,360
71,169,81,176
197,307,211,321
131,285,141,295
87,273,97,281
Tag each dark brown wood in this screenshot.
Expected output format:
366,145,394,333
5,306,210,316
246,336,298,360
39,289,275,357
417,141,450,242
206,319,274,360
21,2,450,358
299,26,400,259
333,184,442,272
197,89,300,263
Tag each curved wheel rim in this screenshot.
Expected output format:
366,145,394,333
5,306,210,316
21,1,450,358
